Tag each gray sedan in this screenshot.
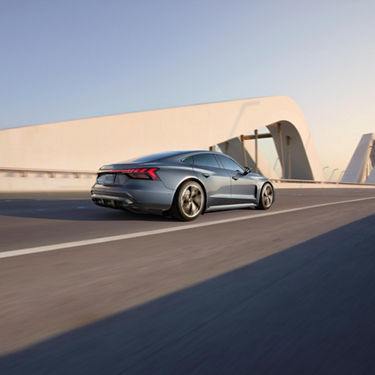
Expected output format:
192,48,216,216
91,150,274,221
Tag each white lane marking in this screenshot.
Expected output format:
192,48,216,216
1,196,375,259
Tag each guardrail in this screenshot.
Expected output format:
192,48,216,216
0,167,96,178
270,178,375,187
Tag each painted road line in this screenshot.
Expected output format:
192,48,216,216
1,196,375,259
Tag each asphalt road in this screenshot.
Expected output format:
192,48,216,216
1,188,375,374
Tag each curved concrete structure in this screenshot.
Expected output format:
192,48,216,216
215,137,279,179
341,133,375,184
0,96,323,180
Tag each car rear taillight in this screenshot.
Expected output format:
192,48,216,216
128,168,160,180
99,168,160,181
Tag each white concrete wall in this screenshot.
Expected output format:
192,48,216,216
366,168,375,184
0,96,323,181
268,121,316,180
1,175,373,194
0,175,95,192
342,133,375,183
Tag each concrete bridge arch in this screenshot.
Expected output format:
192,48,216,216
0,96,323,180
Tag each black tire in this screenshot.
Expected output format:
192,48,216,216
171,180,205,221
257,182,274,210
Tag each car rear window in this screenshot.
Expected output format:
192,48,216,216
182,156,194,165
97,173,127,185
127,151,186,163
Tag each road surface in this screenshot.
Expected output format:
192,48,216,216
1,188,375,374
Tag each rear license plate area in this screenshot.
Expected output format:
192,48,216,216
114,173,127,185
97,173,116,185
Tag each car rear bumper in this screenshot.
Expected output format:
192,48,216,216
91,182,174,213
91,193,135,209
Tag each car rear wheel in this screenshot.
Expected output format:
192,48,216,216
257,183,274,210
172,180,205,221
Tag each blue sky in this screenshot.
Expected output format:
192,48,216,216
1,0,374,173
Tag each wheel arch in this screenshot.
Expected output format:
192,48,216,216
170,177,208,213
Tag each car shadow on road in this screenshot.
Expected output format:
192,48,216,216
0,199,266,222
1,214,375,374
0,199,178,222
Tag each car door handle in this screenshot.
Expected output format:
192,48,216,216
232,175,239,180
202,173,210,178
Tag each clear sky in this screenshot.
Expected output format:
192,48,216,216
1,0,374,176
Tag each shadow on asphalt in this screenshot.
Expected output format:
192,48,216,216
0,199,261,222
1,215,375,374
0,199,178,222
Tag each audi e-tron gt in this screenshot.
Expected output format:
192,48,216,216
91,150,275,221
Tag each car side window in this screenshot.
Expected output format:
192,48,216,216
193,154,220,168
217,155,244,172
182,156,194,165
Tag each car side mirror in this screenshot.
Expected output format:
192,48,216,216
243,166,251,175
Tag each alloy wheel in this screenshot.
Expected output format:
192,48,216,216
180,184,203,219
261,183,274,208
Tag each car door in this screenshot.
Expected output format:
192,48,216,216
216,154,257,204
188,153,232,207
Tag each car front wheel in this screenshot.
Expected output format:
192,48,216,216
257,182,274,210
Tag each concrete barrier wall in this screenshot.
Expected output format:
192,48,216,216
273,182,375,189
1,174,373,194
342,133,375,183
0,175,96,192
